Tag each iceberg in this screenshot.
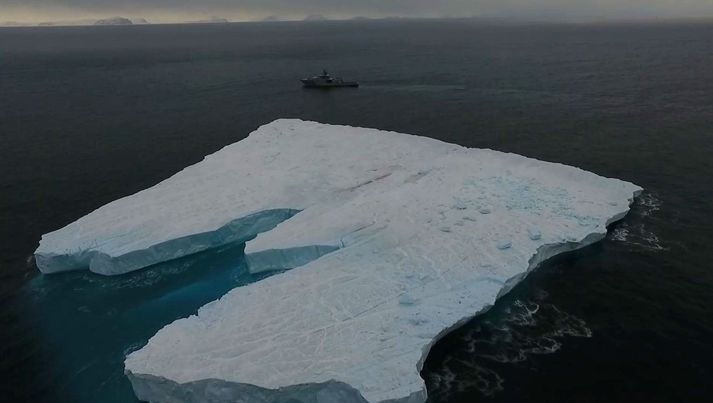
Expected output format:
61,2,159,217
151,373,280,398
36,119,641,402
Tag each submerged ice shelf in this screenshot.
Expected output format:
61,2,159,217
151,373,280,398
36,120,641,402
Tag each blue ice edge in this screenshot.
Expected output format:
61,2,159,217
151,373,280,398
36,209,302,275
245,245,341,274
124,190,642,403
128,376,373,403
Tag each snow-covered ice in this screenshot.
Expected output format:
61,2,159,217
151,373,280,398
36,119,640,402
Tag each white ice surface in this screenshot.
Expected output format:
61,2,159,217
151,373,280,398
113,120,639,402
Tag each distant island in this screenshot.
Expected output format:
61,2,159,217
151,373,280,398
94,17,133,26
3,17,146,27
35,20,95,26
189,17,229,24
261,16,281,22
303,15,328,22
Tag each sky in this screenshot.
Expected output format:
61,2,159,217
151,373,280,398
2,0,713,24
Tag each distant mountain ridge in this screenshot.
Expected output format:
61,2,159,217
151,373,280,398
94,17,133,26
189,17,229,24
303,15,328,21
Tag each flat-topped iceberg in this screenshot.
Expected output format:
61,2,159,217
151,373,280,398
36,119,640,402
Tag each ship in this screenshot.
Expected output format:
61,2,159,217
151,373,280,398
301,70,359,88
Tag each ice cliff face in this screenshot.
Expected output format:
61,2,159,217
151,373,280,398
36,120,641,402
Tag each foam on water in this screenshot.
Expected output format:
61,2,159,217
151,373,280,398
427,356,505,398
425,289,592,399
610,223,666,251
637,192,662,217
608,192,666,251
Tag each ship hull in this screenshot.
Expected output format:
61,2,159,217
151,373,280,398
301,79,359,88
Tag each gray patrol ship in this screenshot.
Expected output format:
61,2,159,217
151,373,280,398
301,70,359,88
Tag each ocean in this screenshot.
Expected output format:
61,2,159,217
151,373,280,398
1,19,712,402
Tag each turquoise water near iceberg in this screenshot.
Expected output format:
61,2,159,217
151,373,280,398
16,245,276,402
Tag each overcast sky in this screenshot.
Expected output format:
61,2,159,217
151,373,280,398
3,0,713,24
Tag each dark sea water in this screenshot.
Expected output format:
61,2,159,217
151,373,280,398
1,20,712,402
